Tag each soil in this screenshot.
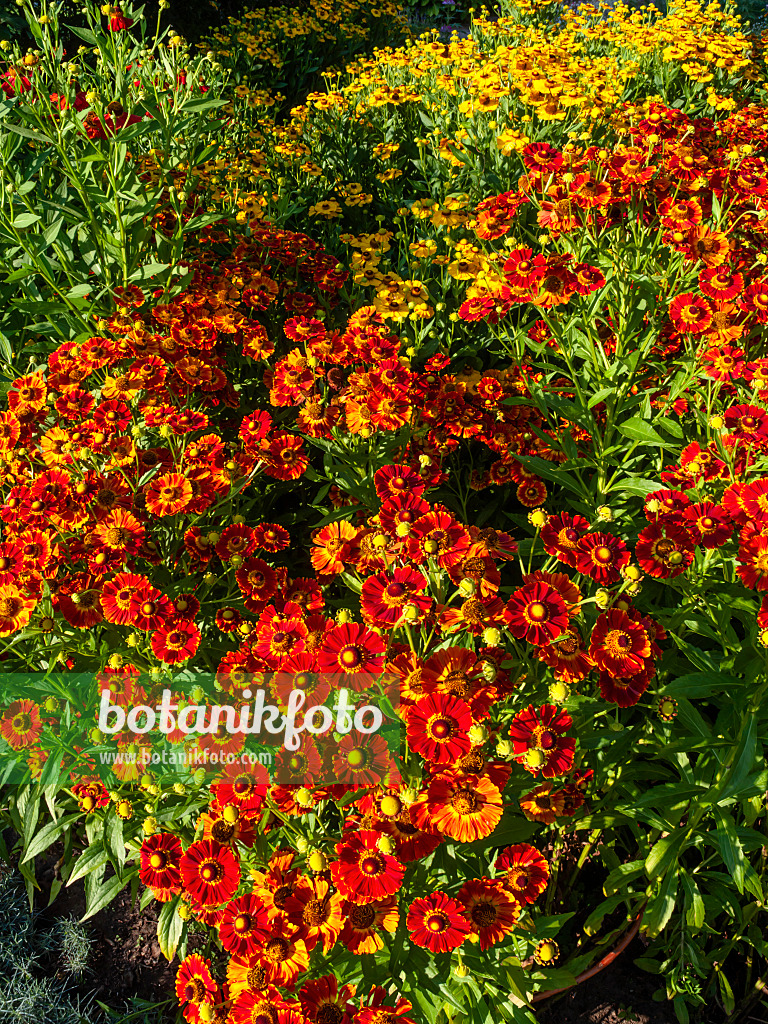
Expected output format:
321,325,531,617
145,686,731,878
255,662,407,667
34,843,211,1015
535,938,674,1024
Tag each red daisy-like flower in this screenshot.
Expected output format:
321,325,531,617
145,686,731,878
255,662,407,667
682,501,732,548
332,730,392,787
589,608,651,677
180,839,241,907
643,488,691,523
504,582,570,646
405,510,470,568
329,830,406,906
635,522,695,579
360,566,430,628
373,464,426,502
669,292,712,334
218,893,271,956
424,774,504,843
496,843,549,904
129,584,174,631
598,664,654,707
145,472,193,517
699,266,743,302
540,512,591,567
316,623,386,685
0,698,42,750
574,532,630,584
406,692,472,765
701,345,747,382
253,523,291,552
457,878,521,950
151,616,201,665
406,891,471,953
508,704,575,778
736,534,768,591
175,953,217,1009
338,896,400,955
139,832,183,901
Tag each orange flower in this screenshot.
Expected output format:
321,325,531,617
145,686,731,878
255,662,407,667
310,520,358,575
425,775,503,843
145,472,193,516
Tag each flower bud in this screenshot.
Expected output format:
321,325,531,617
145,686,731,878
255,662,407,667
377,835,396,855
295,787,314,808
528,508,548,528
468,723,488,746
308,849,327,872
595,588,611,610
482,627,501,646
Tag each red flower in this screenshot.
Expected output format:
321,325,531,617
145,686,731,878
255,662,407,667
406,891,471,953
508,704,575,778
175,953,217,1009
589,608,651,677
151,616,201,664
316,623,386,685
406,692,472,765
425,774,504,843
457,878,520,949
700,345,747,382
139,832,183,900
218,894,271,956
496,843,549,904
405,510,470,568
598,665,653,707
310,521,358,575
540,512,590,567
635,522,695,578
643,488,691,523
180,839,240,907
682,501,732,548
737,534,768,590
330,830,405,905
109,10,134,30
361,566,429,628
574,532,630,584
504,582,569,646
699,266,743,301
669,292,712,334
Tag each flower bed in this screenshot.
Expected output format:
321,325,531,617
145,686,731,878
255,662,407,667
0,1,768,1023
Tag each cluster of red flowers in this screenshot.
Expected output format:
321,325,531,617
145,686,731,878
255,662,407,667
462,105,768,396
137,795,553,1023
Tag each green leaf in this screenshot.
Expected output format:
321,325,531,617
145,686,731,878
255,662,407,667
645,827,687,879
6,124,54,145
681,871,704,930
105,811,126,870
21,811,80,864
662,672,739,699
719,716,758,802
157,896,185,961
616,417,667,446
67,842,110,885
81,871,131,921
179,97,228,113
712,808,745,894
66,283,93,298
65,23,98,45
13,212,41,230
642,870,677,938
